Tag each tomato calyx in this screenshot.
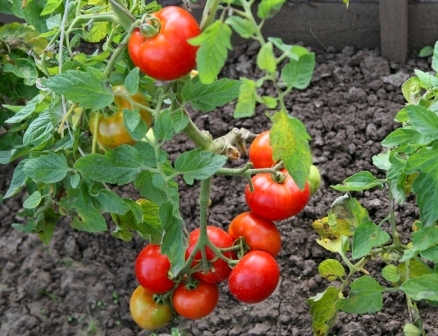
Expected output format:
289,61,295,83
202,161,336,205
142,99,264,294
139,15,161,38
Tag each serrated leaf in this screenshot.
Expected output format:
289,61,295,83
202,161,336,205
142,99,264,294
124,67,140,95
234,78,257,118
4,160,28,198
268,38,300,61
352,222,390,259
24,152,69,184
270,112,312,189
401,225,438,262
174,148,227,185
398,258,432,282
257,0,286,19
307,287,339,335
420,245,438,262
225,16,257,39
406,104,438,139
44,69,113,110
257,42,276,73
401,273,438,301
382,264,400,283
262,96,277,109
3,58,38,86
4,94,45,124
182,77,240,112
281,52,315,90
23,191,43,209
406,145,438,226
135,169,178,205
23,111,55,147
332,171,384,192
124,108,148,141
318,259,345,281
92,189,130,215
170,109,189,133
336,276,383,314
381,127,431,148
74,145,144,185
189,21,232,84
154,108,174,141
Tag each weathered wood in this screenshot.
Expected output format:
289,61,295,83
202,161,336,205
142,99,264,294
380,0,408,62
408,3,438,51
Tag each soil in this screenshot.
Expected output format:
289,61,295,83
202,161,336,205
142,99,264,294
1,42,437,336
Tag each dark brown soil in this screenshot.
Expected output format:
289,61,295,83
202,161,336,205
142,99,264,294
1,43,437,336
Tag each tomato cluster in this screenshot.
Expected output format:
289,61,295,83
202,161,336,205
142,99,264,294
129,130,321,330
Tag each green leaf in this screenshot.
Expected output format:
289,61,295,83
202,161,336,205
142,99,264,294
372,153,391,171
403,324,423,336
406,104,438,139
234,78,257,118
382,264,400,283
170,109,189,134
23,191,43,209
124,108,148,141
406,145,438,226
281,52,315,90
225,16,257,39
257,42,276,73
332,171,384,192
189,21,232,84
401,273,438,301
268,38,300,61
4,94,45,124
154,108,174,141
432,41,438,72
174,148,227,185
352,222,390,259
3,59,38,86
318,259,345,281
124,67,140,95
398,258,432,282
336,276,383,314
257,0,286,19
329,194,371,231
307,287,339,336
402,77,422,104
381,127,432,148
70,173,80,189
414,69,438,88
59,186,107,233
261,96,278,109
4,160,28,198
35,208,58,245
74,145,144,185
270,112,312,189
12,220,37,234
41,0,63,15
44,69,113,110
135,169,179,205
23,111,55,147
24,152,69,184
136,199,163,243
421,245,438,262
182,77,241,112
91,189,130,215
401,225,438,262
82,22,109,43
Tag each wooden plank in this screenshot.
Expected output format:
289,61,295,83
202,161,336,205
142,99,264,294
380,0,408,62
408,3,438,51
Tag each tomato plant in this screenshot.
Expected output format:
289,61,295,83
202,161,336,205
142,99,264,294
308,164,321,195
248,131,276,168
172,280,219,319
185,226,235,283
128,6,200,81
228,211,281,257
245,170,310,221
130,285,173,330
228,250,280,304
135,244,175,294
89,85,152,149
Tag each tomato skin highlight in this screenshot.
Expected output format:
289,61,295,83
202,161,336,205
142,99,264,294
128,6,200,81
228,211,281,258
130,285,173,330
245,170,310,221
172,281,219,319
135,244,175,294
228,250,280,304
249,131,276,168
186,226,235,283
89,85,152,149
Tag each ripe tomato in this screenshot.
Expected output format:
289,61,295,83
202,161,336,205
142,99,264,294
186,226,235,283
228,250,280,304
228,211,281,258
245,170,310,221
130,285,173,330
308,164,321,196
89,85,152,149
248,131,276,168
172,280,219,319
135,244,175,294
128,6,200,81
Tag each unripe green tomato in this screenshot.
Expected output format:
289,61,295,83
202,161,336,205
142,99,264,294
308,164,321,195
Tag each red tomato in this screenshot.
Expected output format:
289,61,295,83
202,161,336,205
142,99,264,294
186,226,235,283
128,6,200,81
135,244,174,294
249,131,276,168
228,250,280,304
130,285,173,330
172,280,219,319
245,170,310,221
228,211,281,258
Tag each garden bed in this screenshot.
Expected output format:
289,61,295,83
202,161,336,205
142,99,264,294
1,43,437,336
